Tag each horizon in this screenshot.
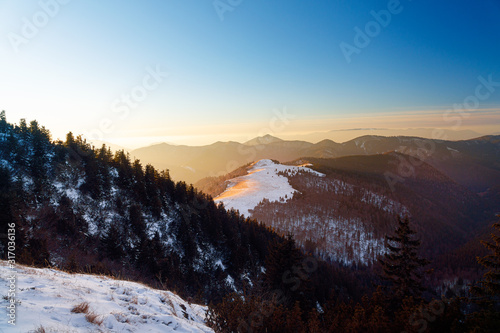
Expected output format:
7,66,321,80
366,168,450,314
1,1,499,149
2,111,497,151
103,127,499,150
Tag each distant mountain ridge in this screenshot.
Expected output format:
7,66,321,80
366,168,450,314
243,134,284,146
132,134,500,195
286,128,484,143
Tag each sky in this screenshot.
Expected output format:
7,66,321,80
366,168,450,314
0,0,499,148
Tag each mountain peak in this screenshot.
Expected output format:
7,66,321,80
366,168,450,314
244,134,284,146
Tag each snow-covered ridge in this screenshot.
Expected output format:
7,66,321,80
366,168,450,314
214,159,324,217
0,261,212,332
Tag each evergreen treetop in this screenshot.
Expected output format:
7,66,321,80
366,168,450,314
379,216,430,301
471,215,500,307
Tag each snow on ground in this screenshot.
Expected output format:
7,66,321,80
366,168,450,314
214,159,324,217
0,261,213,333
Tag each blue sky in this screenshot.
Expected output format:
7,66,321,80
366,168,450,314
1,0,499,147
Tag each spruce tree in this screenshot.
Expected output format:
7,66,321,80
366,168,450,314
263,235,314,311
464,216,500,332
379,216,430,301
471,215,500,307
0,110,7,132
101,223,124,261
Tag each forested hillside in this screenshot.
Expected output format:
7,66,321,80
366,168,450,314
0,113,282,302
197,155,490,268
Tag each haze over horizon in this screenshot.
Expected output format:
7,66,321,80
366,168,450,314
1,0,499,148
112,127,491,151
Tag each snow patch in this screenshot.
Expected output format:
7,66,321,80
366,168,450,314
215,259,226,271
215,159,324,217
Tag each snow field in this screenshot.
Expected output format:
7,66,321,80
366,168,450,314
0,261,213,332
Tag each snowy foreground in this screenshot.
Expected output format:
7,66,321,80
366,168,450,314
0,261,213,333
215,159,324,216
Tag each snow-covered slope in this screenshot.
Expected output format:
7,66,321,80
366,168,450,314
0,261,213,333
214,159,324,216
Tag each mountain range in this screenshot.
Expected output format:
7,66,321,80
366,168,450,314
280,127,484,144
190,133,500,272
131,134,500,196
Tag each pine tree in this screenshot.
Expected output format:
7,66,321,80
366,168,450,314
129,204,146,241
472,216,500,303
144,164,162,218
0,110,7,132
96,144,112,195
18,118,28,137
29,120,50,194
101,223,124,261
263,235,314,311
379,216,430,301
65,131,76,148
56,195,77,235
469,215,500,332
27,237,50,267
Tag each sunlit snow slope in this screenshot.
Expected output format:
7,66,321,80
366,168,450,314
0,261,212,333
214,159,324,216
